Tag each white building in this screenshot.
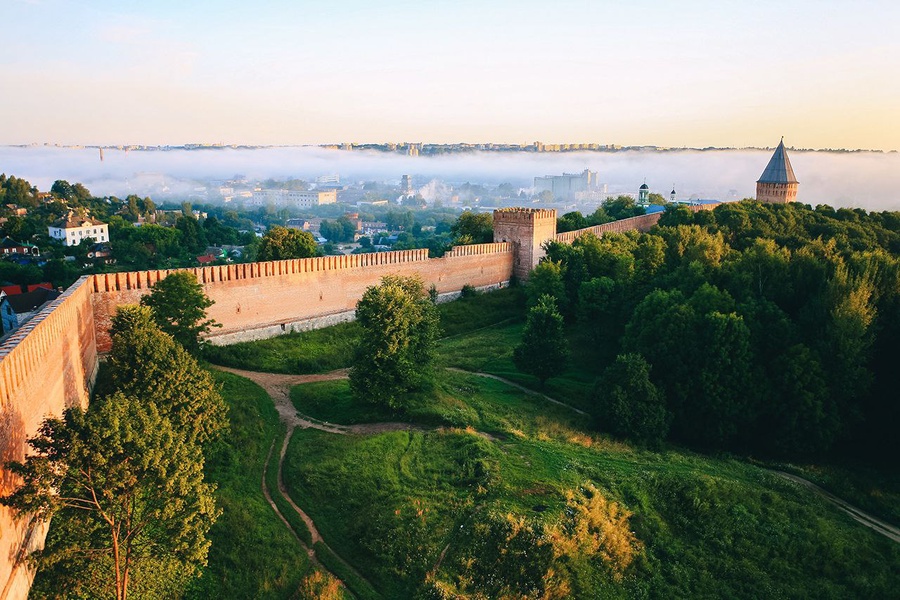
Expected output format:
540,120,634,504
48,213,109,246
249,189,338,208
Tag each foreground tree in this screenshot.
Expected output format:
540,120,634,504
140,271,219,353
349,275,440,410
2,309,225,600
257,225,318,261
513,295,568,386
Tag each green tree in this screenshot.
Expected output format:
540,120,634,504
595,353,669,447
257,226,318,261
513,295,569,386
176,215,208,255
450,211,493,245
51,179,75,200
139,271,220,353
320,217,356,242
2,392,220,600
349,275,440,410
2,309,225,599
602,196,645,220
525,260,566,308
107,305,227,446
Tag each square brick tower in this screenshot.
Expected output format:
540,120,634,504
493,208,557,281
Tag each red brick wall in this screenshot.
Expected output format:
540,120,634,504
90,244,515,352
0,277,97,599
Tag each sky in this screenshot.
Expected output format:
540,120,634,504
2,0,899,149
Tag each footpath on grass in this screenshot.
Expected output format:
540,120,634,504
213,363,900,599
768,470,900,543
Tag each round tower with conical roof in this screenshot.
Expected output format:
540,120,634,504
756,138,798,203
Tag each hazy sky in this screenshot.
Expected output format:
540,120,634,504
2,0,898,149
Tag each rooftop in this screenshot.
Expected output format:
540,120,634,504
757,139,799,184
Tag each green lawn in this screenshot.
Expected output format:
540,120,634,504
283,414,900,599
204,287,526,375
187,370,311,599
203,322,362,374
290,369,589,435
203,288,900,598
436,319,600,413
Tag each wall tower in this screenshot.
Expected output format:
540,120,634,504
492,208,557,281
756,138,799,203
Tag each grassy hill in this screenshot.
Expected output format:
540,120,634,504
207,288,900,598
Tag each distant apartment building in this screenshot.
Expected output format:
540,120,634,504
250,189,338,208
48,213,109,246
533,169,598,201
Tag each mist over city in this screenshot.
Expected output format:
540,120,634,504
3,144,899,211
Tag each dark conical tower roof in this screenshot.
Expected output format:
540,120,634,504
757,139,798,184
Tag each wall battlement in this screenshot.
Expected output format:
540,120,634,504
0,206,717,599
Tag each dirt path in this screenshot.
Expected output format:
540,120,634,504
445,367,589,416
770,470,900,544
213,365,387,594
212,363,582,594
260,439,318,561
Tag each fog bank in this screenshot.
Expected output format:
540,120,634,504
1,146,898,211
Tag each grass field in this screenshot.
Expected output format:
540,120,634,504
282,370,900,598
436,319,600,413
204,287,526,375
207,288,900,598
290,369,589,435
187,370,311,599
767,460,900,526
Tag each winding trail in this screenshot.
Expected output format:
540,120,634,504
216,359,899,600
444,367,589,416
769,470,900,544
215,365,377,594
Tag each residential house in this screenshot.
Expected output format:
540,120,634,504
1,237,41,257
4,286,62,326
48,212,109,246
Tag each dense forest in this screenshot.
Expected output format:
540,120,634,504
530,201,900,460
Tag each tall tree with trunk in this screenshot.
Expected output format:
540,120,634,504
2,308,224,599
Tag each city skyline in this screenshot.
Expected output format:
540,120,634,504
3,0,898,150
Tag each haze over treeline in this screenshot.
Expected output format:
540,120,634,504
2,145,899,211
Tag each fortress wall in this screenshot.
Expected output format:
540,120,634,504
0,277,98,600
555,204,718,245
555,212,664,244
90,244,514,351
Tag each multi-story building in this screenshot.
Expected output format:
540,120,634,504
249,189,338,208
533,169,598,201
48,213,109,246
